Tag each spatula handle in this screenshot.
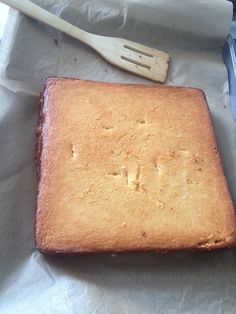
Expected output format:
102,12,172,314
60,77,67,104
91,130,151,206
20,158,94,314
1,0,95,44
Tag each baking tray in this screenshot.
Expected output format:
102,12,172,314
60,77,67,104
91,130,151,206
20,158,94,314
0,1,236,313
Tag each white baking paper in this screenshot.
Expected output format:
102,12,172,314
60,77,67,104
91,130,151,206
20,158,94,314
0,1,236,313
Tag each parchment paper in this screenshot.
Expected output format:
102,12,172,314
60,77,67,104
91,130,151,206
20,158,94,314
1,1,236,313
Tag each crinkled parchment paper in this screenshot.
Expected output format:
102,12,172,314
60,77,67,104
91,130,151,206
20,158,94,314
0,1,236,313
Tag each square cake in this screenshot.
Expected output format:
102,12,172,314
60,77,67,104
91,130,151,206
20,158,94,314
35,78,236,253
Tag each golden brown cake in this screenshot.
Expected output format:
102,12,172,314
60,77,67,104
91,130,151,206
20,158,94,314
35,78,236,254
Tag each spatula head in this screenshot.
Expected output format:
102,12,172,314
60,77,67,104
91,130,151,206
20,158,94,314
96,37,170,83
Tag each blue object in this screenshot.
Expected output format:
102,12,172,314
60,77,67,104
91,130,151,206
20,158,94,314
231,0,236,12
223,35,236,119
223,0,236,119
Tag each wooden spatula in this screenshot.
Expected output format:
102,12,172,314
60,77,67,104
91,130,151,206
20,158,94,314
1,0,170,82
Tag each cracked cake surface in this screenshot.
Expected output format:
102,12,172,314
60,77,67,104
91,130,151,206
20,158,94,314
35,78,236,254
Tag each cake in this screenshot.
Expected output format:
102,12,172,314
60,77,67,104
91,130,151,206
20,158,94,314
35,78,236,254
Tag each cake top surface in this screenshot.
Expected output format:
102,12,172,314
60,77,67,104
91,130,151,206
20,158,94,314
36,78,236,253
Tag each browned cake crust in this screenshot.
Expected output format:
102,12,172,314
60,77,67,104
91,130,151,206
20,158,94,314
35,78,236,255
